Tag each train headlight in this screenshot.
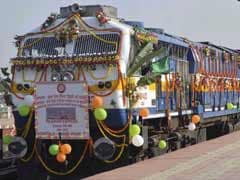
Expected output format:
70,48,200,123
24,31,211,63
62,71,74,81
98,81,105,89
105,81,112,89
51,72,61,81
16,84,24,91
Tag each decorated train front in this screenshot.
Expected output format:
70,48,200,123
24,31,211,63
3,3,240,180
8,4,138,179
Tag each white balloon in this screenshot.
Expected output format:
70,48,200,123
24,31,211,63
188,122,196,131
24,95,34,106
132,135,144,147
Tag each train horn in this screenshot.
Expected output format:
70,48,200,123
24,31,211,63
71,3,80,13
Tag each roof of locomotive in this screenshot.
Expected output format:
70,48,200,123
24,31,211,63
16,3,237,56
122,21,190,48
19,4,119,37
157,33,189,48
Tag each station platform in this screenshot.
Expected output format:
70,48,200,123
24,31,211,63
86,131,240,180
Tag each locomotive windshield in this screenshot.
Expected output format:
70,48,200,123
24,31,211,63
21,32,120,57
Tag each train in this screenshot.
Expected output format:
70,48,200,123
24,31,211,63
1,3,240,179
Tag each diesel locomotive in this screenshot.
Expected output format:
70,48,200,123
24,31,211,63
1,3,240,179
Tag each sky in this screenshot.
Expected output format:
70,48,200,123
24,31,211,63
0,0,239,67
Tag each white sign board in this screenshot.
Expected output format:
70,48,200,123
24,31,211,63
35,82,89,139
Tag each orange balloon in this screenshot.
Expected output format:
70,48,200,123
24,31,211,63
139,108,149,117
56,152,66,163
60,144,72,155
92,96,103,108
192,115,200,124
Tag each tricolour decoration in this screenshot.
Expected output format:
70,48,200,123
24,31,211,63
60,144,72,155
17,104,30,117
56,152,66,163
23,95,34,106
91,96,103,108
158,140,167,149
49,143,73,163
94,108,107,121
139,108,150,117
192,115,200,124
129,124,141,137
49,144,59,156
188,122,196,131
227,103,234,110
132,135,144,147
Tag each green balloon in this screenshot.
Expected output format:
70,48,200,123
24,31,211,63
94,108,107,121
18,105,30,117
129,124,140,137
227,103,234,110
159,140,167,149
49,144,59,156
3,135,13,145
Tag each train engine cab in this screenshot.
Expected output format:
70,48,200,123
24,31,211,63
9,4,134,179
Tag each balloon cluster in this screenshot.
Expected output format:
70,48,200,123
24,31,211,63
49,143,72,163
92,96,107,121
17,95,34,117
128,108,149,147
129,124,144,147
188,114,201,131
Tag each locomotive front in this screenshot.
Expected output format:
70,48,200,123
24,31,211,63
9,4,134,179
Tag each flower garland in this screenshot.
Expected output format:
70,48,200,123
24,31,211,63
96,11,109,24
9,10,130,175
95,119,127,163
20,140,36,163
99,115,131,134
73,14,118,47
87,64,122,97
88,64,113,80
11,55,120,66
17,105,90,173
17,13,119,58
191,74,240,93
